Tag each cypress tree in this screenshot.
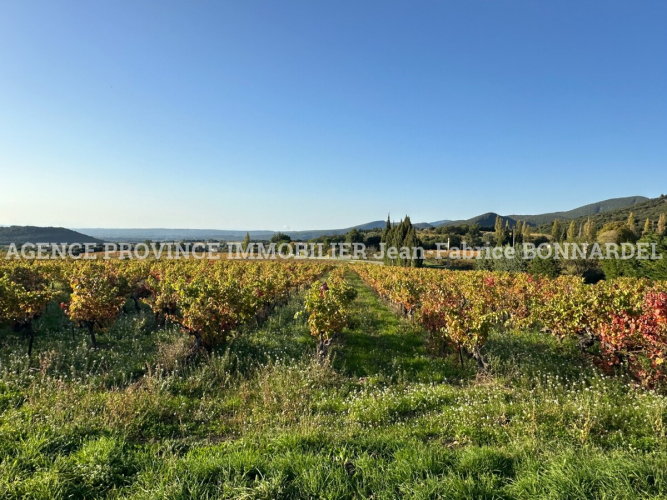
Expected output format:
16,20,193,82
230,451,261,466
242,232,250,252
514,221,523,245
566,220,577,241
658,213,666,236
643,218,652,235
523,222,532,242
383,215,423,267
395,217,408,266
583,218,596,242
494,215,505,247
551,220,563,242
404,224,423,267
627,212,636,235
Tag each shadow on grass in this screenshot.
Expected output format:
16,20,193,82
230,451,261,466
485,329,598,382
223,293,316,371
332,271,472,383
335,270,601,386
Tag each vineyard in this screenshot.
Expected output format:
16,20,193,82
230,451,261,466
354,264,667,385
0,260,333,356
1,260,667,497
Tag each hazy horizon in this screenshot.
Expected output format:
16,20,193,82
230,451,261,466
0,192,657,232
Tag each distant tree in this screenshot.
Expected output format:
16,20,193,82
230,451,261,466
465,224,482,247
583,218,597,242
597,230,618,244
383,215,423,267
345,228,364,244
643,218,652,236
364,234,382,248
242,232,250,252
491,248,527,273
494,215,503,246
658,213,666,236
522,222,532,242
381,214,391,249
566,220,577,241
513,221,523,245
533,235,549,246
494,215,505,247
551,220,563,242
528,252,560,278
627,212,637,235
270,232,291,244
598,221,638,244
439,234,460,248
521,221,528,241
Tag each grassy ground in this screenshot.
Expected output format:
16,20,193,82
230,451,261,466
1,271,667,498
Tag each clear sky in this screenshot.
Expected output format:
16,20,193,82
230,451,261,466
1,1,665,230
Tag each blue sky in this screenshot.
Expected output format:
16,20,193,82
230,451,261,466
1,1,665,230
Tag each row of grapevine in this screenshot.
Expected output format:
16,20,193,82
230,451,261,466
0,263,55,356
354,264,667,382
0,260,332,354
299,266,357,361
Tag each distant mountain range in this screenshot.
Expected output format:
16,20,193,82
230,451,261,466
76,220,436,242
534,195,667,232
429,220,453,227
508,196,650,226
1,195,661,245
73,196,651,242
74,228,276,242
0,226,102,245
74,195,657,241
437,196,650,229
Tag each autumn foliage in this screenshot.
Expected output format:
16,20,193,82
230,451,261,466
354,264,667,382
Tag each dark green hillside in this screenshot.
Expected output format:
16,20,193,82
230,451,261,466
442,196,648,229
509,195,649,226
536,195,667,233
443,212,517,230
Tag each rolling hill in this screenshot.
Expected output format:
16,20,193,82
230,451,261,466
75,228,276,242
535,195,667,232
428,219,453,227
508,196,649,226
0,226,103,245
438,196,649,229
77,220,433,242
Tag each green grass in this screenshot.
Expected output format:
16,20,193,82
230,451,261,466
1,269,667,498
